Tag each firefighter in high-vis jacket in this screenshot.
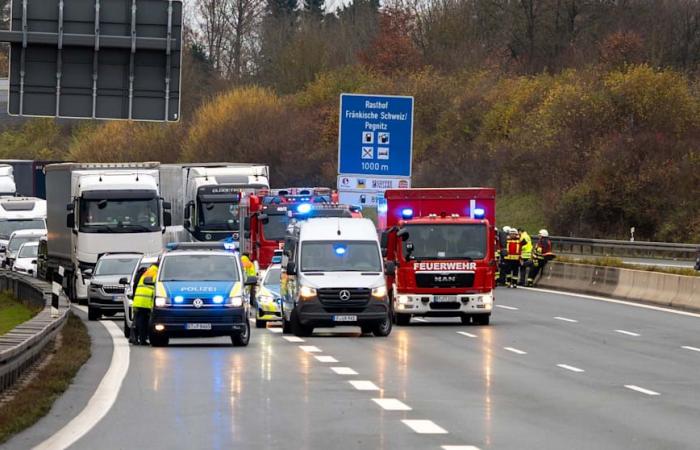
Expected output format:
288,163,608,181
132,264,158,345
504,229,522,288
518,228,533,286
529,229,555,286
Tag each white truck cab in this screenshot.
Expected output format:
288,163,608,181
0,165,16,197
0,197,46,266
281,218,392,337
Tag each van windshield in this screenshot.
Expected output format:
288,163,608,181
301,241,381,272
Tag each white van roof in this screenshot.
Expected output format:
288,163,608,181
299,218,377,242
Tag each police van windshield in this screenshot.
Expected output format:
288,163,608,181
0,220,45,239
160,254,240,282
96,258,139,276
263,215,288,241
404,224,487,260
198,201,240,231
301,241,382,272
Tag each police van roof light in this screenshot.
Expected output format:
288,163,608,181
297,203,312,214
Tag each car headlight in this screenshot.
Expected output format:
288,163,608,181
227,296,244,307
299,285,317,298
371,286,387,298
155,296,169,307
258,295,275,304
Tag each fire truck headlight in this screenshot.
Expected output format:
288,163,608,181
397,295,410,304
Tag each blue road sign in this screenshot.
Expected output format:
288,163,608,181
338,94,414,177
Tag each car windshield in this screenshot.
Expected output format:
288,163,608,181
263,215,288,241
301,241,382,272
18,244,38,258
403,224,487,260
160,254,240,282
9,236,40,252
0,220,45,239
79,198,160,233
95,257,139,276
198,201,240,231
263,267,281,294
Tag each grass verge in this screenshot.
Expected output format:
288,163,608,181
0,312,91,444
0,291,42,336
557,256,700,277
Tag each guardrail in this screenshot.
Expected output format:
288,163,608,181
0,270,69,394
550,236,698,261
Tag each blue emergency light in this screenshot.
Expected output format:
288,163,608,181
213,295,225,304
401,208,414,220
334,244,347,256
377,201,388,214
297,203,312,214
174,295,184,304
473,208,486,219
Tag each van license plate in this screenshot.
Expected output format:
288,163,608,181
434,296,457,303
186,323,212,330
333,315,357,322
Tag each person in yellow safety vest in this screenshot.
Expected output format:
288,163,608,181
241,253,257,305
132,264,158,346
504,229,522,288
518,228,533,286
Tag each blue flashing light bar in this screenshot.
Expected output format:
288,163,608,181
297,203,312,214
174,295,184,304
473,208,486,219
401,208,414,220
334,244,347,256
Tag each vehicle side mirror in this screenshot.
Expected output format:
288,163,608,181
259,214,269,225
163,201,172,210
245,276,258,286
163,211,172,227
385,261,396,276
286,261,297,275
244,217,251,232
31,259,37,264
119,277,129,285
184,202,193,220
67,212,75,229
405,242,414,255
397,228,409,242
184,219,191,230
83,269,93,279
143,277,155,286
66,203,74,212
0,245,5,253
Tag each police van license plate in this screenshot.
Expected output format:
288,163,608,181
434,295,457,303
186,323,212,330
333,315,357,322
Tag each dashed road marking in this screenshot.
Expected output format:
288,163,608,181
496,305,518,310
557,364,584,373
331,367,358,375
457,331,477,338
625,385,660,396
402,420,448,434
372,398,412,411
283,336,305,343
314,355,339,363
615,329,640,337
268,327,282,333
349,380,380,391
442,447,481,450
554,316,578,323
504,347,527,355
681,346,700,353
299,345,321,353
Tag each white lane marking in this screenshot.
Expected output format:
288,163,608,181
625,385,660,396
557,364,585,373
496,304,518,310
268,327,282,333
504,347,527,355
442,447,481,450
349,380,380,391
681,346,700,353
33,315,129,450
314,355,339,363
457,331,477,338
615,329,640,337
331,367,358,375
299,345,321,353
283,336,305,343
402,420,448,434
523,287,700,319
372,398,412,411
554,316,578,323
413,317,428,322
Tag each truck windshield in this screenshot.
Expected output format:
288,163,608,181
301,241,382,272
160,254,240,282
403,224,487,260
198,201,240,231
263,215,288,241
0,220,45,239
18,244,38,258
79,198,160,233
96,258,139,276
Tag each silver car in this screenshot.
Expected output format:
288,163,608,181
86,253,141,321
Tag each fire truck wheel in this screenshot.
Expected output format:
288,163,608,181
460,315,472,325
474,314,491,326
395,313,411,326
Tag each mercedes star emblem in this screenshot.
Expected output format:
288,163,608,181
339,290,351,301
193,298,204,308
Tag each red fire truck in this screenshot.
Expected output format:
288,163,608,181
379,188,497,326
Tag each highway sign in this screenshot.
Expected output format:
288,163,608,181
0,0,182,122
338,93,414,177
337,175,411,192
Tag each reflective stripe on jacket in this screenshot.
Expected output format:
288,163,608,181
505,238,521,260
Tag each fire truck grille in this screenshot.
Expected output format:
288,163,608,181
415,273,474,289
318,288,371,307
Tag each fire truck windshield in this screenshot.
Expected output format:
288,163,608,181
403,224,487,260
263,215,288,241
198,201,240,231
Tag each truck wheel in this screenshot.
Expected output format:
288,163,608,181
232,321,251,347
255,318,267,329
291,310,313,337
88,305,101,321
474,314,490,326
460,315,472,325
395,313,411,326
373,316,392,337
150,334,169,347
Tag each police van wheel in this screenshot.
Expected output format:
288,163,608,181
88,306,100,321
395,313,411,326
255,319,267,329
360,325,373,335
373,316,392,337
232,321,251,347
291,310,313,337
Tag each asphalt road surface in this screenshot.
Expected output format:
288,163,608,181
4,287,700,450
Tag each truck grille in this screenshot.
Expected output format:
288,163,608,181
415,273,474,289
317,288,371,307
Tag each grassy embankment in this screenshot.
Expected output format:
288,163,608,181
0,292,41,336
